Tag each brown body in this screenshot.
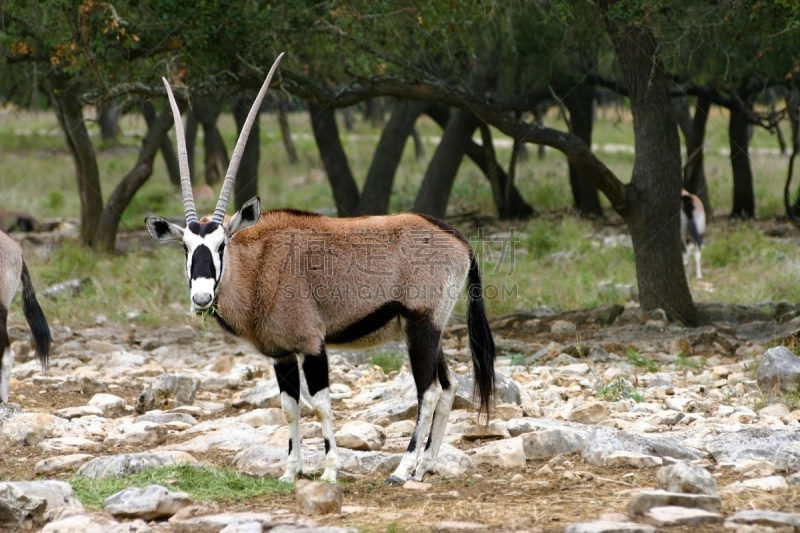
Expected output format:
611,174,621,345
216,210,470,358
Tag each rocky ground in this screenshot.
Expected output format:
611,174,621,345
1,301,800,533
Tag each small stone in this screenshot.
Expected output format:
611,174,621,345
551,320,577,335
433,520,487,530
565,522,655,533
643,506,723,527
103,484,193,520
725,510,800,531
88,394,128,418
34,454,95,475
56,406,105,420
570,402,610,425
655,460,718,496
629,490,721,515
722,475,789,493
334,421,386,451
403,480,431,491
462,420,510,441
295,480,342,516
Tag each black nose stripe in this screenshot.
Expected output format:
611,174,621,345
191,245,216,280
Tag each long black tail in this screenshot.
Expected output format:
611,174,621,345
21,262,51,372
466,253,495,422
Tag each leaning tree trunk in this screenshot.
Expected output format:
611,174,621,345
674,96,712,213
356,99,429,216
278,100,299,165
309,102,360,216
48,71,103,247
194,98,227,186
564,85,603,217
142,101,181,187
425,103,534,218
600,0,697,326
785,84,800,219
95,107,176,253
729,100,756,219
185,108,199,183
233,95,262,211
412,108,478,218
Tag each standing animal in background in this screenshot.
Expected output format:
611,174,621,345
0,231,51,402
680,189,706,279
145,54,496,485
0,210,39,233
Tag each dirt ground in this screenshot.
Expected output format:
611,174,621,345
3,377,799,533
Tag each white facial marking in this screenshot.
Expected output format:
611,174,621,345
182,226,227,311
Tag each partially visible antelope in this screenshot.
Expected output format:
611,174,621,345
145,54,496,485
681,189,706,279
0,230,51,402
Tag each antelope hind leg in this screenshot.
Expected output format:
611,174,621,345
275,359,303,482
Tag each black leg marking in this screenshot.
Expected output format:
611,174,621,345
406,434,417,453
324,438,331,455
436,349,451,391
405,311,441,401
302,348,330,397
424,414,436,451
0,303,9,351
275,359,300,402
288,439,293,455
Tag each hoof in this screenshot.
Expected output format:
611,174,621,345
385,475,406,486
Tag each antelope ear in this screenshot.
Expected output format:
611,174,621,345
145,216,184,243
226,197,261,238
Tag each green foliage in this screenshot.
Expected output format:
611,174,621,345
370,351,404,374
675,353,707,372
70,465,293,509
595,376,644,403
508,353,526,367
626,349,659,374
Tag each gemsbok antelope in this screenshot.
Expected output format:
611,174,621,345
680,189,706,279
0,230,51,402
145,54,496,485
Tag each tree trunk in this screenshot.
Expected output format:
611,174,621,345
48,71,103,247
425,103,534,218
142,100,181,187
729,100,756,219
309,102,360,216
98,101,120,142
194,98,227,186
356,99,429,216
675,96,712,213
411,128,425,160
564,85,603,217
185,107,198,183
341,107,356,131
785,85,800,218
95,107,176,253
364,98,384,128
233,96,261,211
412,108,478,218
278,101,299,165
600,1,697,326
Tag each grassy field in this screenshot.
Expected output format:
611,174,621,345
1,102,799,329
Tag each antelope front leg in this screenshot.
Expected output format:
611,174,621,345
275,359,302,483
303,349,341,483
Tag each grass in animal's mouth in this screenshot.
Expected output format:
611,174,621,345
69,465,293,509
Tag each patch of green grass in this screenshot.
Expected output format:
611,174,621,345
70,465,293,509
626,349,659,374
370,351,404,374
508,352,526,367
595,376,644,403
674,352,707,371
782,390,800,409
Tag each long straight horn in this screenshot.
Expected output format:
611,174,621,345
212,52,284,224
162,78,198,224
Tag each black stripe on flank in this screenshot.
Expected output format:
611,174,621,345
325,301,408,344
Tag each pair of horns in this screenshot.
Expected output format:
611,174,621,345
162,53,284,225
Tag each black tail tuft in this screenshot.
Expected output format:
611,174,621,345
21,262,51,372
466,253,495,422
